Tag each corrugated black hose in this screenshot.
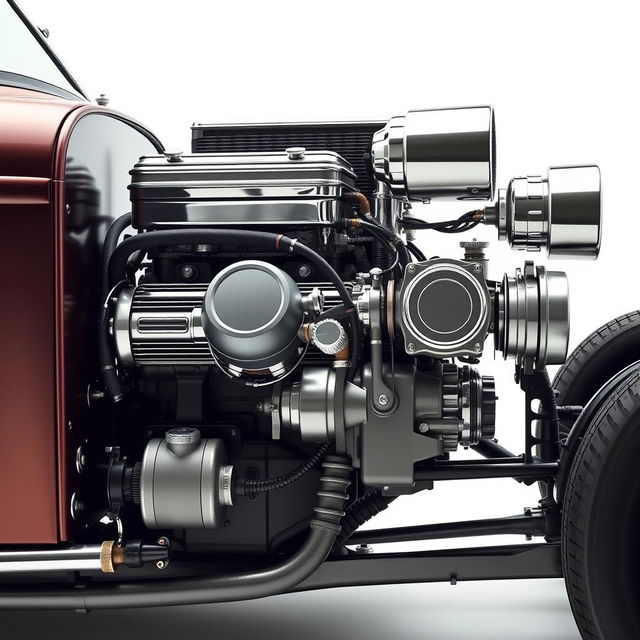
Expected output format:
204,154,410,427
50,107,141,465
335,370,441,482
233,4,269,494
241,444,330,497
334,488,395,548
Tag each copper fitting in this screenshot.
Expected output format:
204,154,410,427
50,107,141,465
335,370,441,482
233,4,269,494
345,218,362,229
299,323,312,343
353,192,371,216
333,344,350,362
344,192,371,217
100,541,126,574
473,209,485,222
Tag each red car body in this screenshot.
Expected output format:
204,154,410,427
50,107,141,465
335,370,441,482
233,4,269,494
0,86,161,543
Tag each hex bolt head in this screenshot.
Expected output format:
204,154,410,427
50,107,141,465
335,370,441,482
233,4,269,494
298,264,311,278
156,560,166,570
377,394,389,406
407,264,416,274
181,265,196,280
407,343,416,353
418,422,429,433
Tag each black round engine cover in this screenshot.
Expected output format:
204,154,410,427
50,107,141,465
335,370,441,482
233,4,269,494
202,260,304,372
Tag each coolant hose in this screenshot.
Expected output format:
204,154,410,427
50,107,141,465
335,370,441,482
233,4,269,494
102,213,132,295
108,228,361,380
0,455,352,610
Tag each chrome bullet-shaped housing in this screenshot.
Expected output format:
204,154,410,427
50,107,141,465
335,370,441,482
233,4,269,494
371,106,496,201
488,165,601,258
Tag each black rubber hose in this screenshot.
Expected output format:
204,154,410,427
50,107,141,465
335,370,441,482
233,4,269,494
108,229,361,380
334,488,395,548
406,241,426,262
0,456,351,611
355,219,410,272
98,280,129,403
242,444,330,497
99,214,133,402
102,213,132,295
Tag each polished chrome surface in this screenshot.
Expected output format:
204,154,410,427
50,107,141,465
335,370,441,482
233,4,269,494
372,106,496,201
130,150,357,229
280,367,367,442
115,283,210,366
496,262,569,365
0,545,104,573
489,165,601,258
373,180,404,234
141,435,229,530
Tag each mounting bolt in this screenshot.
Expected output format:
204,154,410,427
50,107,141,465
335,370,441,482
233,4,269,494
180,264,196,280
157,537,169,546
96,93,109,106
355,544,374,555
156,560,167,570
377,394,389,407
407,343,416,353
418,422,429,433
298,264,311,278
474,343,482,352
406,264,416,274
75,446,86,474
70,493,84,521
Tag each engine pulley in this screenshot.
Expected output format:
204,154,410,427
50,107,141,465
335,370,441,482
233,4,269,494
495,261,569,366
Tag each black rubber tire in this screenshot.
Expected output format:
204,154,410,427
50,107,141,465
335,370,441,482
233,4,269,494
553,311,640,438
562,369,640,639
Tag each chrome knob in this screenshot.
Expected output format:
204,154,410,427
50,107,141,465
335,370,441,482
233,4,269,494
310,319,348,355
165,427,201,456
286,147,306,160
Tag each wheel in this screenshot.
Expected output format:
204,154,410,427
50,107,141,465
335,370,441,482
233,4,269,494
537,312,640,497
563,368,640,638
553,311,640,438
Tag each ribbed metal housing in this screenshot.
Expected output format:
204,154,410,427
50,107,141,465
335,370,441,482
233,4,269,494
191,121,385,197
116,282,349,366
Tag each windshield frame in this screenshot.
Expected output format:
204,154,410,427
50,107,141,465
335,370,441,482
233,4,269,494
3,0,88,101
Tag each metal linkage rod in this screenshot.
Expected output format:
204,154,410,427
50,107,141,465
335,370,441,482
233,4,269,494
414,462,558,482
348,513,545,546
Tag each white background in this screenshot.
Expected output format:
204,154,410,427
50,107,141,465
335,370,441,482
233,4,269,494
11,1,640,636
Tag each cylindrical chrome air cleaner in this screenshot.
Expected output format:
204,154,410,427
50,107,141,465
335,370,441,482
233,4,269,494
486,165,601,258
371,106,496,201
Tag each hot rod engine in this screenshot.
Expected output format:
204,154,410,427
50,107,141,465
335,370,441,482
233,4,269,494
0,105,601,596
